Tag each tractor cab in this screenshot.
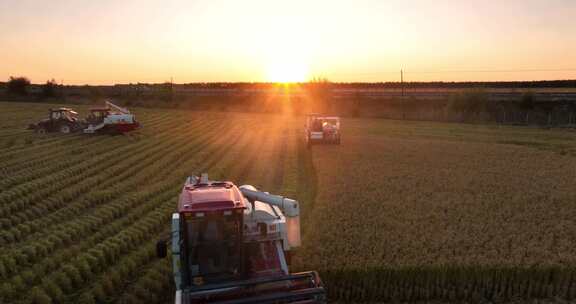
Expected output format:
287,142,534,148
50,108,78,121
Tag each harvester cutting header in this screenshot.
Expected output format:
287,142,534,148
156,174,326,304
27,101,139,134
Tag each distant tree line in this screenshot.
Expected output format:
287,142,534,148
2,76,62,98
2,77,575,95
136,80,576,89
45,79,569,90
334,80,576,89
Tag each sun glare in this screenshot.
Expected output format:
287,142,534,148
267,61,308,83
257,18,314,83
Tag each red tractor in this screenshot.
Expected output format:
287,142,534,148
157,174,326,303
27,108,83,134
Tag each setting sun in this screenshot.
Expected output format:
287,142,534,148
259,18,313,83
266,61,309,83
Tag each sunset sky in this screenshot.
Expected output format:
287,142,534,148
1,0,576,84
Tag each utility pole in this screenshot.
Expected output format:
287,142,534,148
170,76,174,102
401,69,404,98
401,69,405,120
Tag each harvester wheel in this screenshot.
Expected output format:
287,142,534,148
59,124,71,134
36,127,47,134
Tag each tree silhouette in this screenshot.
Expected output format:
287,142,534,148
7,76,31,95
41,79,59,98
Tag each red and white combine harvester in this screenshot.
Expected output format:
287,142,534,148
157,174,326,304
83,101,140,134
28,101,139,134
305,114,341,146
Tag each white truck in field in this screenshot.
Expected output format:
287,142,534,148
305,114,341,146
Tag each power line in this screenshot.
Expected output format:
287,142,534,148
406,68,576,74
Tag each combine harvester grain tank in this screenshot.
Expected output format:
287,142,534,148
157,174,326,303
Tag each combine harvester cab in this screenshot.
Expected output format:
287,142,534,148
83,101,140,134
305,114,341,146
157,174,326,304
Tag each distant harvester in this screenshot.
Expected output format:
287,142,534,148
27,101,140,134
305,114,341,146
